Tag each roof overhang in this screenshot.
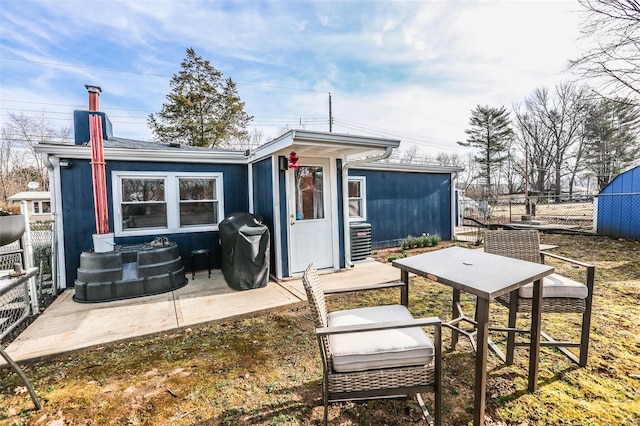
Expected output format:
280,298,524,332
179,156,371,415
249,129,401,162
351,162,464,174
8,191,51,201
34,143,247,164
34,129,402,165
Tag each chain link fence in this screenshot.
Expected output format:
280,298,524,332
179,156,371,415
1,270,31,345
30,221,56,307
457,195,597,244
1,219,57,346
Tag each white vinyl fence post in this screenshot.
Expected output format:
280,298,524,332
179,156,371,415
20,200,39,313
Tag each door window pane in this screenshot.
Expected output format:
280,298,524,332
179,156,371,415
295,166,324,220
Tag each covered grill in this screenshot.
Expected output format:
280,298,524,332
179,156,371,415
219,213,270,290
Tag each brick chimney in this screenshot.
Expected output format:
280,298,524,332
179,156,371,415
85,85,102,111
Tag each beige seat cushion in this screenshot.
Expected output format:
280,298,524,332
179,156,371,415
327,304,434,373
518,273,588,299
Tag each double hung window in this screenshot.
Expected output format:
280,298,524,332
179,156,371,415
348,177,366,221
113,172,224,236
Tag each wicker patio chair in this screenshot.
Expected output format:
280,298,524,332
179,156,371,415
484,230,595,366
302,264,442,425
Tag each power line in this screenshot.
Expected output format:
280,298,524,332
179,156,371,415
332,92,461,127
3,58,461,127
2,99,149,112
332,118,472,152
1,57,170,78
1,57,324,93
2,57,466,147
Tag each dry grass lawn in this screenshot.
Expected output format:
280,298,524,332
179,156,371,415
1,234,639,425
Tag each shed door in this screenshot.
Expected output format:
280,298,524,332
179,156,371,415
288,159,334,273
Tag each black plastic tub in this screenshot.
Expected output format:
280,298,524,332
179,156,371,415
74,240,187,303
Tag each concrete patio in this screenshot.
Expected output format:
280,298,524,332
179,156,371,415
3,261,400,365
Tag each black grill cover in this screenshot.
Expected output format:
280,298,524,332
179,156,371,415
219,212,270,290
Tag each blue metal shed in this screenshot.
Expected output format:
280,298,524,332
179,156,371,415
596,165,640,240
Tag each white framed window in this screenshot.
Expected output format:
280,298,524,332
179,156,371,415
113,171,224,237
32,200,51,215
348,176,366,221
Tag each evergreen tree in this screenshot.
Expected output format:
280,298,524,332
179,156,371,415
583,98,640,190
148,48,253,148
459,105,513,197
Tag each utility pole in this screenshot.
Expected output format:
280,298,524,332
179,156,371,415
525,139,529,214
329,92,333,132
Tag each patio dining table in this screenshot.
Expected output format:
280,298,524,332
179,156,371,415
392,246,554,426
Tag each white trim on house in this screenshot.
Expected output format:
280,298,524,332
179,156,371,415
247,161,254,214
329,155,341,271
351,162,464,174
35,144,246,164
451,173,459,240
250,130,401,163
51,158,67,289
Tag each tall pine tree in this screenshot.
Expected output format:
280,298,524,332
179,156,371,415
583,98,640,191
148,48,253,148
459,105,513,198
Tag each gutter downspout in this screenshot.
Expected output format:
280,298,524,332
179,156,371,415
341,147,394,268
451,171,459,240
44,155,64,289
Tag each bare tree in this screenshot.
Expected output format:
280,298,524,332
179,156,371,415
434,152,463,167
501,140,524,195
513,84,588,198
0,112,71,200
400,144,421,164
513,105,555,195
456,153,481,195
563,119,589,197
218,128,265,150
0,126,23,202
572,0,640,103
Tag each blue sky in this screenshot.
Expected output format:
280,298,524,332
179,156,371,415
0,0,588,155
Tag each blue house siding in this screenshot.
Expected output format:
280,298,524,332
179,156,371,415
251,157,276,274
60,159,248,287
349,169,452,248
597,166,640,240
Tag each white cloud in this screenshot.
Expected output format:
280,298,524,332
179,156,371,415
0,0,592,154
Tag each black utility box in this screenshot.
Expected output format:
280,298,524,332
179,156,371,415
219,213,270,290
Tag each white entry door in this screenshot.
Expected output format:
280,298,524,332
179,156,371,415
289,159,334,274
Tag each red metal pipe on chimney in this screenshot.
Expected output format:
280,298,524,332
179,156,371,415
86,84,101,111
90,114,109,234
86,85,109,235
